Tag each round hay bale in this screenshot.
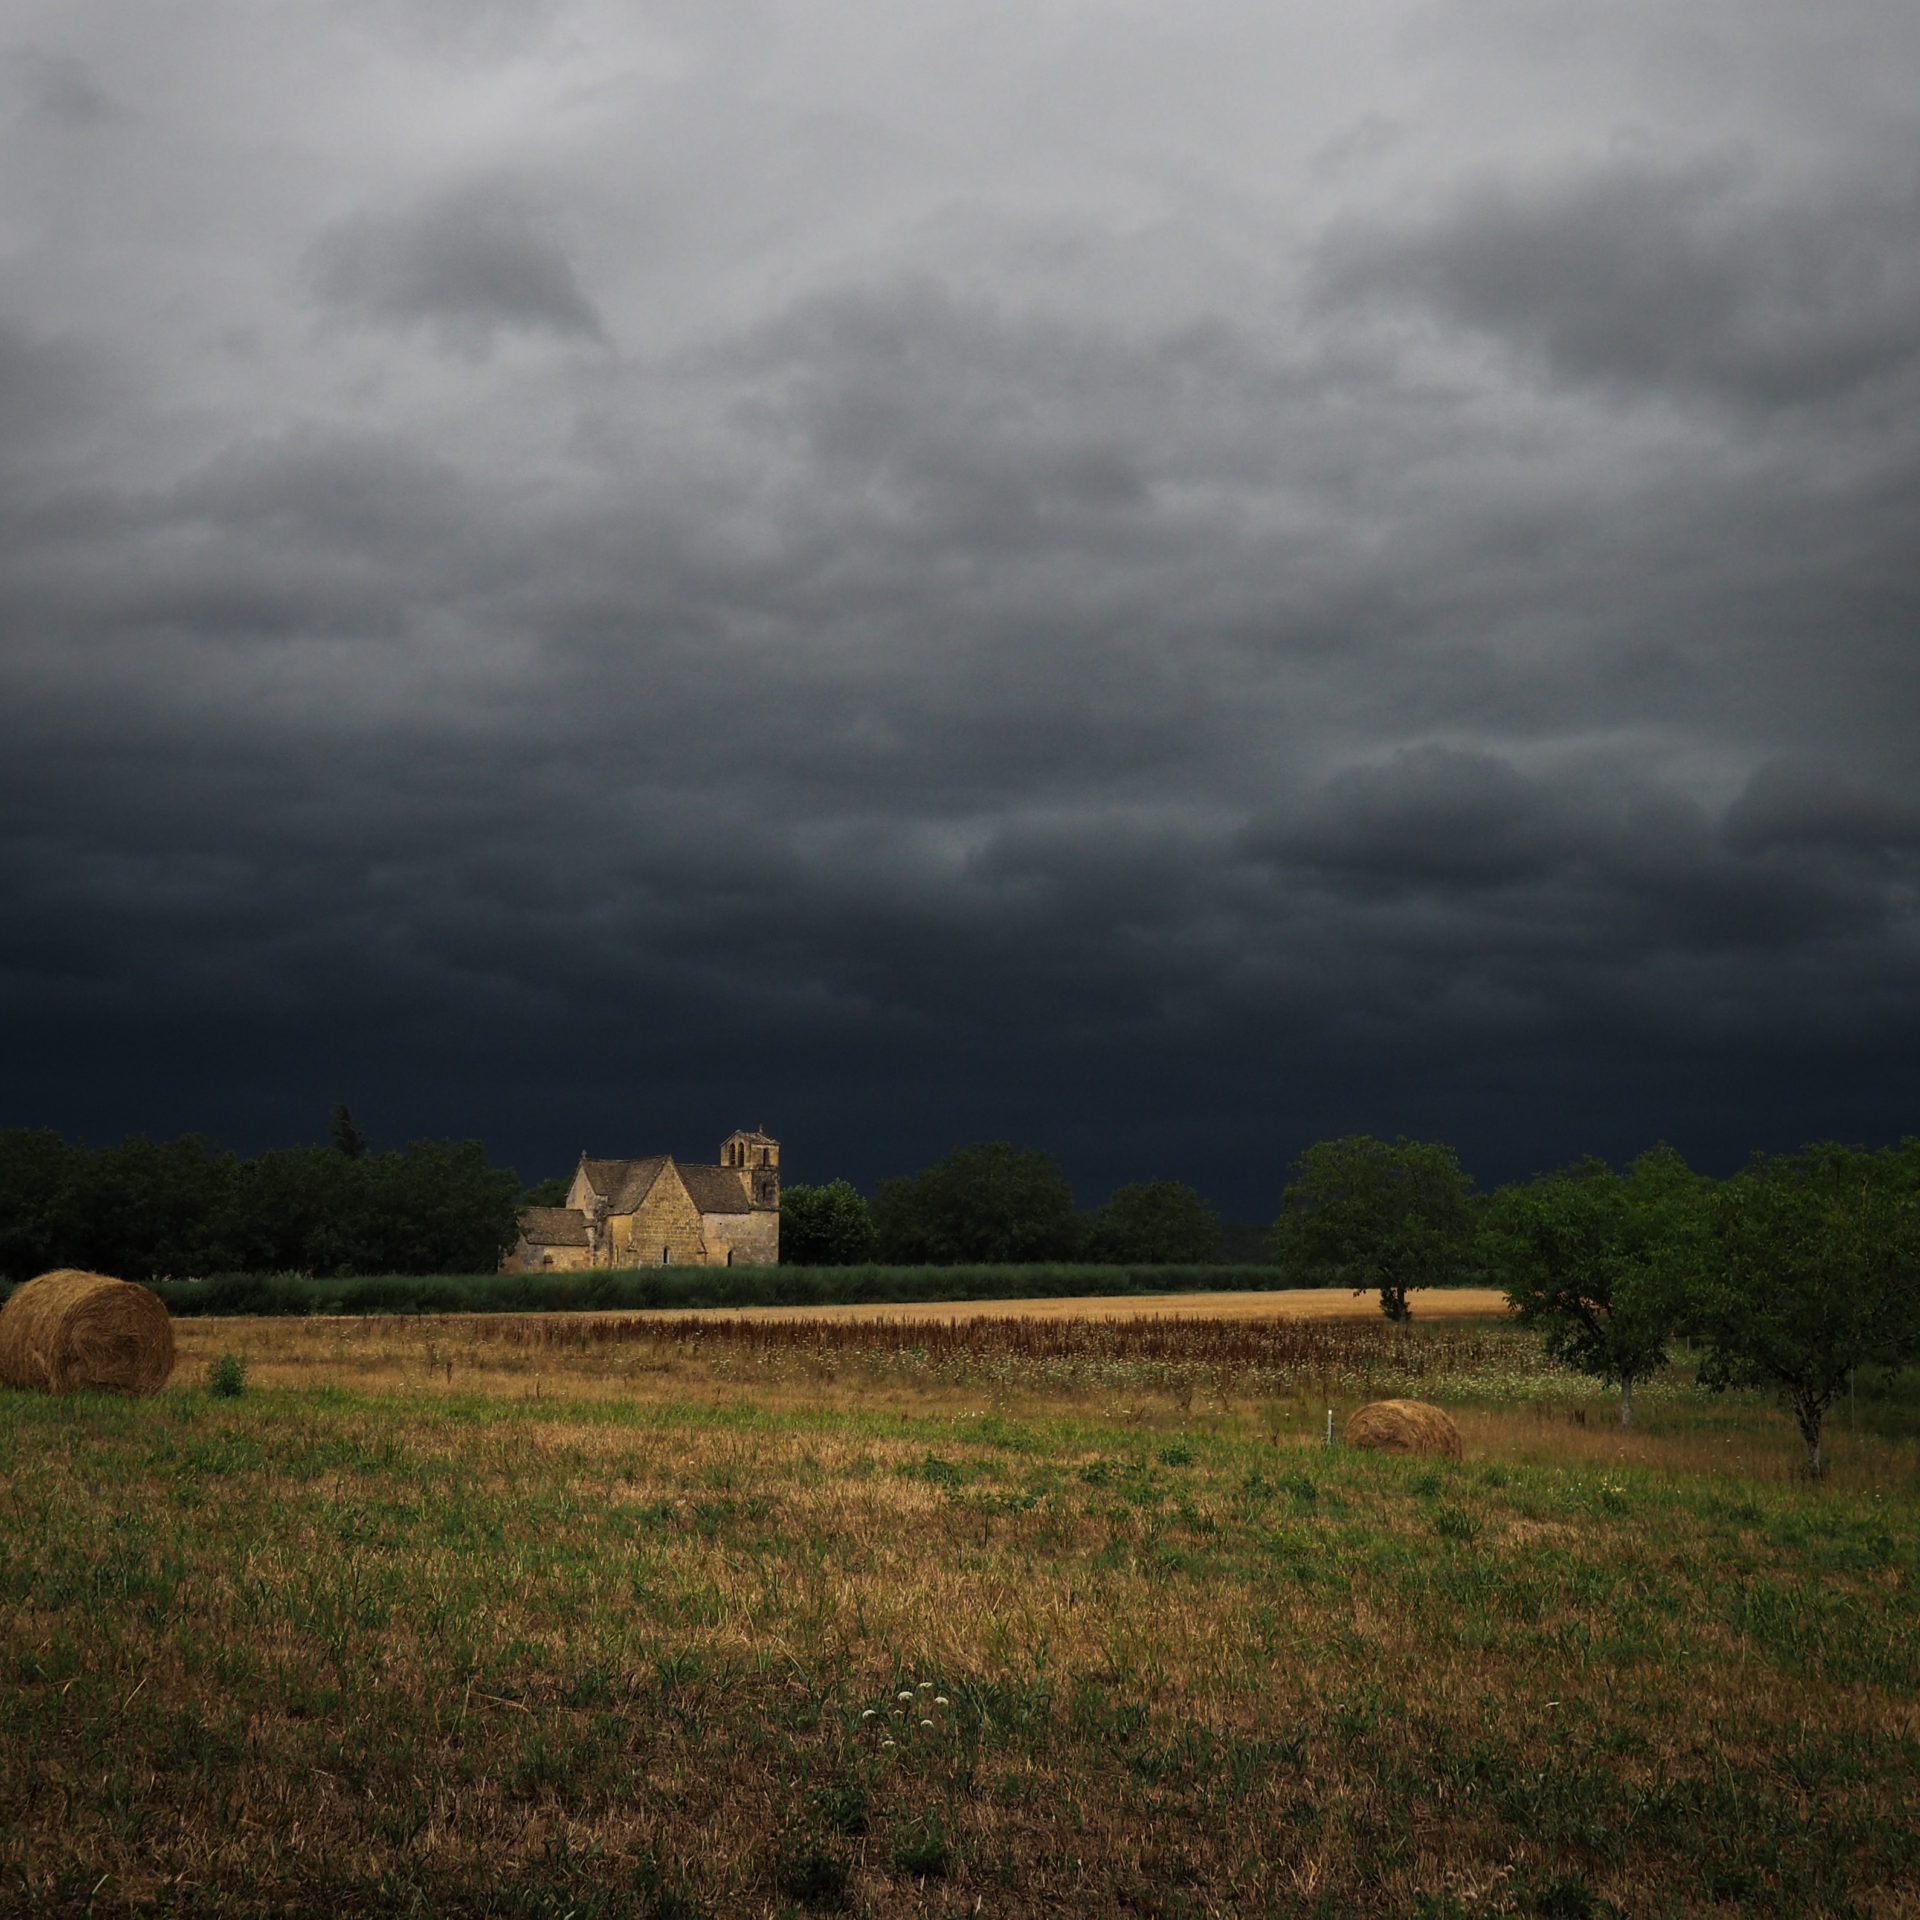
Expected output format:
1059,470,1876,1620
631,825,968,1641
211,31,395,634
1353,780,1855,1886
0,1269,175,1396
1345,1398,1461,1458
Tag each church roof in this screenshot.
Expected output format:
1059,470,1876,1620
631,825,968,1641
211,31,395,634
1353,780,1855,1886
578,1152,773,1216
680,1164,759,1215
518,1206,589,1247
578,1156,668,1210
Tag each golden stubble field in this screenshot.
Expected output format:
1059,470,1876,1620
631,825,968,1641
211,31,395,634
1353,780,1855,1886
633,1287,1515,1324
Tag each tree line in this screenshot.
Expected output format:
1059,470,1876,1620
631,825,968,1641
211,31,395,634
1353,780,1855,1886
780,1141,1225,1268
0,1109,522,1282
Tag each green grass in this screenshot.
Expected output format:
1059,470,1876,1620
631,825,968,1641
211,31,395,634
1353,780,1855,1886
1,1370,1917,1916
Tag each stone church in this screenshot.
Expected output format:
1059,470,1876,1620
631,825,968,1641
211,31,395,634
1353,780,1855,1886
502,1129,780,1271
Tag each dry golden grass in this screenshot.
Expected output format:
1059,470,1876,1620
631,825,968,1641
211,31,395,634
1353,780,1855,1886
3,1308,1914,1917
170,1309,1918,1495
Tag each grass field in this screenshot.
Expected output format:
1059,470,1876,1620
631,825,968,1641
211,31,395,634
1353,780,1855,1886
3,1311,1917,1918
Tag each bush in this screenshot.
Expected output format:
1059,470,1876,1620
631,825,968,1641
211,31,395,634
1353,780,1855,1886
153,1272,318,1318
147,1261,1290,1316
771,1837,848,1907
208,1352,247,1398
891,1810,952,1878
780,1180,878,1266
339,1278,468,1315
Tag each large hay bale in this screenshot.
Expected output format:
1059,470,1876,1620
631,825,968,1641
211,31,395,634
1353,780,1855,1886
1345,1398,1461,1458
0,1269,175,1395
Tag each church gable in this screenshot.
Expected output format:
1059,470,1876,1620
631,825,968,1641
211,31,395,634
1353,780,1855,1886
615,1159,707,1266
569,1156,666,1212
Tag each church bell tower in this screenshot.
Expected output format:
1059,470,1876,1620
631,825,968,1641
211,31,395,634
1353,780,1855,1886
720,1129,780,1210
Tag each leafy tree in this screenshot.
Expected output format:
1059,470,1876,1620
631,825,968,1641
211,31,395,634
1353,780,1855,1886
1486,1145,1703,1426
1085,1179,1220,1264
228,1145,370,1274
79,1134,241,1278
1212,1220,1278,1265
330,1104,371,1159
872,1141,1081,1265
0,1129,86,1282
1690,1140,1920,1477
357,1139,524,1275
780,1179,879,1266
1269,1134,1478,1321
520,1175,571,1209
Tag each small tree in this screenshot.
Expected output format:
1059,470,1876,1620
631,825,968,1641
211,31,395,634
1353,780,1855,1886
872,1142,1081,1266
330,1105,371,1159
780,1179,879,1266
1270,1134,1477,1322
1691,1141,1920,1478
1085,1180,1220,1265
1486,1146,1701,1426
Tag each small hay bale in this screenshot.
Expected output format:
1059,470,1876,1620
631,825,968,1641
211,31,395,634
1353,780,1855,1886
0,1269,175,1396
1345,1398,1461,1459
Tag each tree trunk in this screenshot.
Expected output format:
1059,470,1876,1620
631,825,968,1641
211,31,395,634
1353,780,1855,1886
1792,1397,1825,1478
1620,1376,1633,1428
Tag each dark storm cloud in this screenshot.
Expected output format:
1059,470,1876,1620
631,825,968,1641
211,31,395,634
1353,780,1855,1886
1719,761,1920,859
0,316,108,456
337,0,566,61
1252,749,1912,965
2,1,1918,1203
3,46,115,125
1319,156,1920,407
309,182,604,353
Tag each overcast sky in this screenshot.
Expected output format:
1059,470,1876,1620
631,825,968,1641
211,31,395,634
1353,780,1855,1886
2,0,1917,1211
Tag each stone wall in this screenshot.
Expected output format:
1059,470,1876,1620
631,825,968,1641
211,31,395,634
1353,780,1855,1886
699,1209,780,1266
613,1171,709,1266
500,1237,595,1273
